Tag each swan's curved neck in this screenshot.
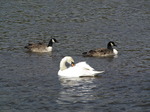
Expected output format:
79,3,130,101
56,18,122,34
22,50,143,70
60,58,67,71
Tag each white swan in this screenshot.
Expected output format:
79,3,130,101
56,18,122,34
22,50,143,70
58,56,104,78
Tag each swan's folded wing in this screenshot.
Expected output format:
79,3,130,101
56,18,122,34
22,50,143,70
75,62,94,71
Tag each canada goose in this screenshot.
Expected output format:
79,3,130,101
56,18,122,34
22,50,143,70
25,38,58,52
58,56,104,78
82,41,118,57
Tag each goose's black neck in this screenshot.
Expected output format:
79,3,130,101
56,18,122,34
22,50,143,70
47,39,53,47
107,43,113,50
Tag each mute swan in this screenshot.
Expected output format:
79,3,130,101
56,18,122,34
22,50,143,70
58,56,104,78
82,41,118,57
25,38,58,52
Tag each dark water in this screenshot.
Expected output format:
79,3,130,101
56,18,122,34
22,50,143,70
0,0,150,112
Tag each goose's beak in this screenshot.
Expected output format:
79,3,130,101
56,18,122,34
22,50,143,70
71,62,75,67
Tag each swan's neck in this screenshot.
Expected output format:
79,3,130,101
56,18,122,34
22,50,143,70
60,58,67,71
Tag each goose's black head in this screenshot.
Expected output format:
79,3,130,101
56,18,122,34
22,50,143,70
48,38,58,47
52,38,59,43
107,41,117,49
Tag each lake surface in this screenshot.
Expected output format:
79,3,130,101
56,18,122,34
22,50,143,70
0,0,150,112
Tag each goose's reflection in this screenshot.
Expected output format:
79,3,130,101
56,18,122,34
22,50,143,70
25,51,52,57
57,77,97,104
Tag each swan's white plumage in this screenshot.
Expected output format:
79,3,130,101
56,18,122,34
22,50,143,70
58,56,104,78
75,62,94,71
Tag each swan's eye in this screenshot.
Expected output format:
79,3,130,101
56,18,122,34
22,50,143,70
71,62,75,67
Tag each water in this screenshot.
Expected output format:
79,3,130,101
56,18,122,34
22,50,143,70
0,0,150,112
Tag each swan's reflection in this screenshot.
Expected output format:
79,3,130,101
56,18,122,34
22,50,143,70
57,77,97,104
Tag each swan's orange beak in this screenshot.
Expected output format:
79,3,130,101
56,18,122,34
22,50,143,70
71,62,75,67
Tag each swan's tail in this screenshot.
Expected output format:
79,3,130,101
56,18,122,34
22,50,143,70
79,70,104,77
88,70,104,76
94,70,104,74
